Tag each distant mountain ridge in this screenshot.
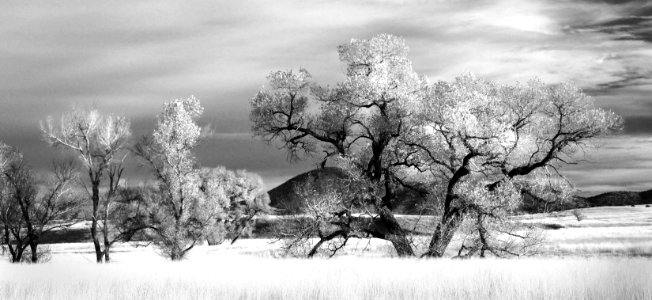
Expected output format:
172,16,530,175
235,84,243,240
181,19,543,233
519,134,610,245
583,189,652,207
269,168,652,214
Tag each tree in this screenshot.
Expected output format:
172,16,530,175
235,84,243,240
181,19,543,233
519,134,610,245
251,34,423,256
411,75,622,257
96,160,130,262
199,167,271,245
134,97,271,260
40,108,131,263
251,34,622,258
0,145,79,263
133,96,206,260
134,96,269,260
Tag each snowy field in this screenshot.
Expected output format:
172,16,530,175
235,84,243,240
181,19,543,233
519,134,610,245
1,206,651,300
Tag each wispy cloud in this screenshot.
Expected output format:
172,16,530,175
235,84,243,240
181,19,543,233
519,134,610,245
0,0,650,190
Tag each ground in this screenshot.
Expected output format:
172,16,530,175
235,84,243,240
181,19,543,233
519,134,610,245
0,206,651,299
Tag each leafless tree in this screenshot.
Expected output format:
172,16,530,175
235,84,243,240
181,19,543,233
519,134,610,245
0,145,79,263
41,107,131,263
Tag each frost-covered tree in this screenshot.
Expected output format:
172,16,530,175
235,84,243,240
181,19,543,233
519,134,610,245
135,96,269,260
134,96,208,260
251,34,622,258
251,34,423,256
199,167,270,245
40,108,131,263
0,145,79,263
411,75,622,257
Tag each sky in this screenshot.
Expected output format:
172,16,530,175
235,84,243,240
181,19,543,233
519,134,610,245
0,0,651,194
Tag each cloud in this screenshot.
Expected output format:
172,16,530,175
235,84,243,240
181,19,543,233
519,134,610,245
563,135,652,195
0,0,651,191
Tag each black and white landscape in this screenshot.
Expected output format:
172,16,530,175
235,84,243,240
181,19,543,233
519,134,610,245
1,1,651,299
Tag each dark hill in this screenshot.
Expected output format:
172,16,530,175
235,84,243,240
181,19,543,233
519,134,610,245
584,189,652,207
267,167,430,215
268,167,350,214
270,168,652,214
519,189,652,213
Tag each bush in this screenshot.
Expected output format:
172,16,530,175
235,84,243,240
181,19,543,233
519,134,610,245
572,209,585,222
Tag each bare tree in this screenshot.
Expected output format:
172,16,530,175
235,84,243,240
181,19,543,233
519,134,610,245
0,145,79,263
40,107,131,263
96,160,128,262
251,34,622,258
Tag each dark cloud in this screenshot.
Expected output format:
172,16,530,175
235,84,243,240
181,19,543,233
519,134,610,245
622,116,652,134
595,67,652,90
569,1,652,43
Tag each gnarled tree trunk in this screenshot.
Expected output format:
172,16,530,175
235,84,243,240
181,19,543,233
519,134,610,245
424,211,464,257
376,206,414,257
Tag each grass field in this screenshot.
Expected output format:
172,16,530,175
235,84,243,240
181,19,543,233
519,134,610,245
1,206,651,300
1,257,650,300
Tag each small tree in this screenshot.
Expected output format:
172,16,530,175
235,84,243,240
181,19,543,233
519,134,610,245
41,107,131,263
199,167,271,245
0,145,79,263
135,97,271,260
133,96,206,260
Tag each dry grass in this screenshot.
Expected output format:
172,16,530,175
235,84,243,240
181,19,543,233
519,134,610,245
516,205,652,257
1,256,651,300
1,206,651,300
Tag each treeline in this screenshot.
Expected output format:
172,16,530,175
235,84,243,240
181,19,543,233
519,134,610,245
0,97,270,263
1,33,624,262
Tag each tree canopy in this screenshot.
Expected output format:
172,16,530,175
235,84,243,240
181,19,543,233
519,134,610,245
251,34,622,258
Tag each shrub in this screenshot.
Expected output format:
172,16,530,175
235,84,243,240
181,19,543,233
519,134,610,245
572,209,585,222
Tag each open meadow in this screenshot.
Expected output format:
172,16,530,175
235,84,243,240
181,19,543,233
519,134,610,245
3,1,652,299
1,206,651,300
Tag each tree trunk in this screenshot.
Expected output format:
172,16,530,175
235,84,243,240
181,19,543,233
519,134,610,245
29,242,38,263
170,246,184,261
103,203,111,263
11,244,24,263
377,206,414,257
424,212,464,257
12,250,22,263
3,227,19,263
103,240,111,262
91,181,103,263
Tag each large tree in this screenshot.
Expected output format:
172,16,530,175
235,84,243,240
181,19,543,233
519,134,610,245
251,34,622,258
251,34,423,256
412,75,622,257
41,108,131,263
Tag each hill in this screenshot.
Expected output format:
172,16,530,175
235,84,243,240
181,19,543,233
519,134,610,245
267,167,430,215
584,189,652,207
268,167,350,214
269,168,652,214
